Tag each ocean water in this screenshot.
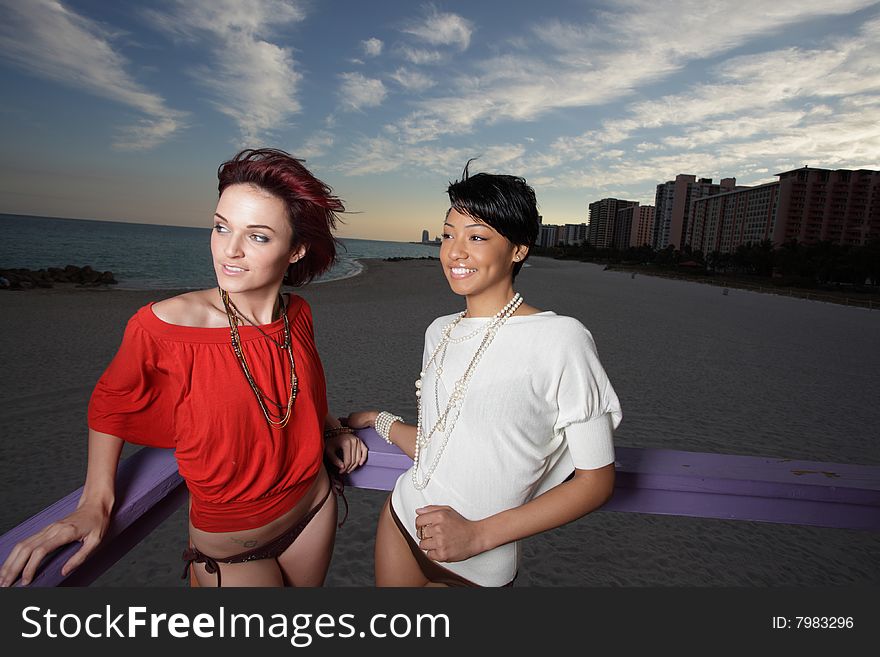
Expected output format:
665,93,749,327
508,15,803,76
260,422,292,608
0,213,440,289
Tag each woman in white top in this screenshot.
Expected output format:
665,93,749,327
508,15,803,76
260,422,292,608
348,163,622,586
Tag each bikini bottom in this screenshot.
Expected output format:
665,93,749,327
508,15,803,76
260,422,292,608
182,478,344,588
388,501,516,588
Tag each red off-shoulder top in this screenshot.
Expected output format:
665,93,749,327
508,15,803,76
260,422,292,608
87,294,327,532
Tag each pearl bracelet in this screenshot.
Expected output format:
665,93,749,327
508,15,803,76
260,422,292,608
374,411,403,444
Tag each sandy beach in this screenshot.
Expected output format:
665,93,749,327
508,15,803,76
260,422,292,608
1,257,878,586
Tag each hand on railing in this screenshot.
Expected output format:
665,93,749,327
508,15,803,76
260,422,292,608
346,410,416,460
323,430,368,475
0,502,111,587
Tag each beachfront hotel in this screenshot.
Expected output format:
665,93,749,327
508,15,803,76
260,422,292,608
613,204,656,249
588,198,638,248
652,174,737,250
542,202,653,250
537,224,559,247
775,167,880,246
563,223,588,246
688,181,780,255
536,223,589,247
687,167,880,254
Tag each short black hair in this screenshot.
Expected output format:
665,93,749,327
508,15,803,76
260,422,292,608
446,159,539,278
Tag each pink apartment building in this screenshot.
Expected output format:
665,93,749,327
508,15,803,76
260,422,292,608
614,203,656,249
688,167,880,254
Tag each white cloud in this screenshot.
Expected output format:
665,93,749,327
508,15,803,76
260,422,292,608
491,8,880,193
146,0,305,144
338,72,387,111
384,114,445,144
482,144,527,168
658,109,823,150
392,0,877,142
0,0,185,149
841,94,880,110
332,137,526,178
362,37,383,57
512,84,879,193
333,137,403,175
389,67,435,92
146,0,305,39
535,98,880,191
606,27,880,141
297,130,335,159
398,45,445,65
115,117,182,150
402,7,473,50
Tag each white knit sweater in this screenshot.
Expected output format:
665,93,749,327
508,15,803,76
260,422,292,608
391,311,622,586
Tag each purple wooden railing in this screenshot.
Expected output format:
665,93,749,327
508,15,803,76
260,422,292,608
0,447,187,587
2,428,878,586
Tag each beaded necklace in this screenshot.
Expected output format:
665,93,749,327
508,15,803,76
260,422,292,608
220,288,298,429
411,292,523,490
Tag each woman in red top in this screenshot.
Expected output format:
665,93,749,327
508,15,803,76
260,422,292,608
0,148,366,587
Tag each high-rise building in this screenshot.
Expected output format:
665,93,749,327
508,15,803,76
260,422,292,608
421,229,430,243
563,223,588,246
614,204,655,249
653,175,736,250
538,224,559,247
689,182,779,255
687,166,880,254
537,223,585,247
588,198,637,248
613,205,636,250
635,205,656,248
775,167,880,246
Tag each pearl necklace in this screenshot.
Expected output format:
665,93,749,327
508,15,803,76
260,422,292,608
411,292,523,490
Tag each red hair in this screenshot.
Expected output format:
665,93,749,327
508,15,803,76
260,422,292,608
217,148,345,287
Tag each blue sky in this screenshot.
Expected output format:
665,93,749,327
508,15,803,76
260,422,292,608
1,0,878,241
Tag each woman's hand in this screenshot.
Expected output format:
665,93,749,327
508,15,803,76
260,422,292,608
324,431,368,474
346,410,417,459
0,503,111,587
345,410,378,431
415,505,486,563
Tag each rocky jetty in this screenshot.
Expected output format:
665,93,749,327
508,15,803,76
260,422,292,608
0,265,118,290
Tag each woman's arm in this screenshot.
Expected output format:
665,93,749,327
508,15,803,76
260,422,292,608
323,413,368,474
415,463,615,563
0,429,123,587
345,410,417,459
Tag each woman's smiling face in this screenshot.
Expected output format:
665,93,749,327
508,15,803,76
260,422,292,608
210,183,303,294
440,207,521,300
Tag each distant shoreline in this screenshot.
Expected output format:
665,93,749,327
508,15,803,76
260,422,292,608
596,262,880,310
7,254,877,309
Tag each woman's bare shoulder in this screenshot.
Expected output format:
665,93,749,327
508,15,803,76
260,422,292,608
151,289,226,328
